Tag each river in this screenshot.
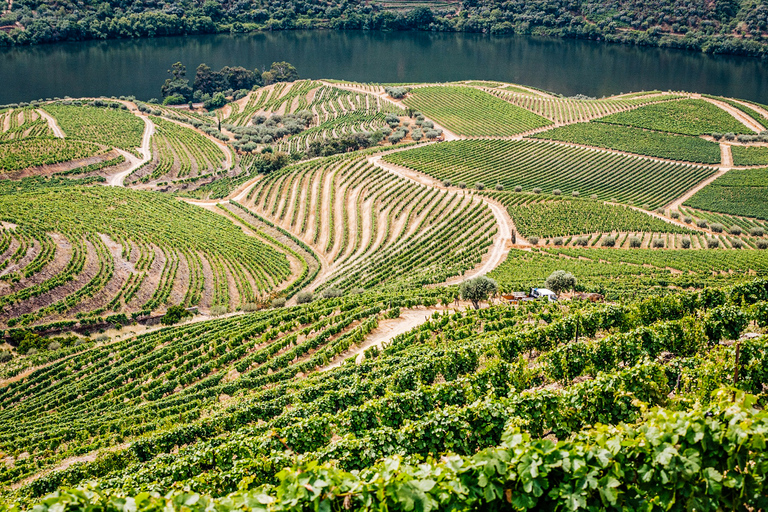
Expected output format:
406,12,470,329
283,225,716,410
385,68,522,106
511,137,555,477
1,30,767,104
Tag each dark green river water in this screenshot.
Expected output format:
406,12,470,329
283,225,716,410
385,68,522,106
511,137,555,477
1,30,767,104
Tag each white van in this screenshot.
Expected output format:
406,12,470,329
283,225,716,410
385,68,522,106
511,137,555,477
530,288,558,302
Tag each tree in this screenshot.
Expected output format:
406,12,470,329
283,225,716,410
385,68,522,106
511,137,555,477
161,61,193,101
268,61,299,82
545,270,577,295
459,276,498,309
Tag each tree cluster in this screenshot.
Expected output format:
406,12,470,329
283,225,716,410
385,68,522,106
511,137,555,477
228,111,312,151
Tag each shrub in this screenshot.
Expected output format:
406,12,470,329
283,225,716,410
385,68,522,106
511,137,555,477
528,236,539,245
495,183,504,191
47,341,61,351
162,305,193,325
321,288,344,298
629,236,642,248
210,305,228,316
545,270,577,294
349,287,365,295
442,179,452,187
671,211,680,219
590,194,598,200
475,182,486,190
0,350,11,363
707,238,720,248
552,189,562,196
271,298,286,308
681,237,692,248
652,238,665,248
729,225,742,235
696,219,708,228
731,239,744,249
553,237,564,246
656,208,665,215
533,188,542,194
757,239,768,250
575,236,589,246
571,191,579,197
602,236,616,247
458,182,467,189
684,216,693,224
514,186,522,192
296,291,314,304
242,303,260,312
750,227,765,237
710,223,724,233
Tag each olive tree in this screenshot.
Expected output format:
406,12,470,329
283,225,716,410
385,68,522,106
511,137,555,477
459,276,498,309
545,270,577,294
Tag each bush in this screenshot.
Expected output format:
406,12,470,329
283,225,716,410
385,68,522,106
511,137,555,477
528,236,539,245
671,211,680,219
514,186,522,192
545,270,577,294
442,179,452,187
575,236,589,246
385,87,408,99
296,291,314,304
475,182,485,190
756,239,768,250
681,237,692,248
349,287,365,295
749,227,765,237
495,183,504,191
533,188,542,194
162,305,193,325
707,238,720,248
47,341,61,351
552,189,562,196
571,191,579,197
602,236,616,247
0,350,12,363
210,305,228,316
652,238,665,248
629,236,642,248
684,216,693,224
710,223,724,233
321,288,344,298
271,298,286,308
590,194,598,200
458,182,467,189
729,225,742,235
696,219,708,228
731,239,744,249
242,303,260,312
552,237,564,246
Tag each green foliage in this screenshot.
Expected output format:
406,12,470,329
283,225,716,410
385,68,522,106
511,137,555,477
731,145,768,166
402,86,552,137
385,139,717,209
532,121,722,163
459,275,498,308
544,269,576,294
161,305,193,325
42,104,145,152
686,167,768,220
0,138,103,173
598,99,751,135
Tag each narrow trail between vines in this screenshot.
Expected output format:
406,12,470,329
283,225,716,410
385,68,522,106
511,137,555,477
701,96,764,133
36,109,64,138
108,116,154,186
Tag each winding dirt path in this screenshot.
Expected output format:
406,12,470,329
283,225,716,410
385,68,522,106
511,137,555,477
729,98,768,125
108,116,154,187
36,109,64,138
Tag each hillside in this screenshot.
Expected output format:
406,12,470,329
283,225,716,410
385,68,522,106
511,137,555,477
2,0,768,58
0,79,767,510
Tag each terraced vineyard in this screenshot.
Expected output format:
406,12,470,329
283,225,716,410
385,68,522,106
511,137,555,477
240,152,496,289
731,145,768,167
597,99,753,135
384,139,717,209
42,103,145,152
0,186,291,328
4,281,768,510
491,247,768,298
3,81,768,512
482,193,691,237
531,122,722,164
138,116,227,182
0,108,52,141
685,167,768,220
487,88,683,124
402,86,552,136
